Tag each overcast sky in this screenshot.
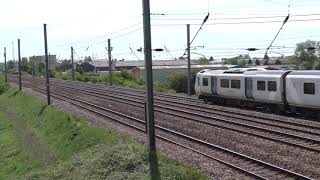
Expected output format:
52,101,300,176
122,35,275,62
0,0,320,62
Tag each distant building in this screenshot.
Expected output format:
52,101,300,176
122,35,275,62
29,55,57,70
80,59,199,73
131,64,229,81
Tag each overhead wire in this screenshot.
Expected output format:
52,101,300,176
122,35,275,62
164,45,175,60
152,18,320,26
152,13,320,21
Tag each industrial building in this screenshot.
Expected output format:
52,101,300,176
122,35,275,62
80,59,231,81
29,55,57,70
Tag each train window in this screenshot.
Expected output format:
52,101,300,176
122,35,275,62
257,81,266,91
268,81,277,91
231,80,241,89
203,78,208,86
221,79,229,88
197,77,200,86
304,83,315,95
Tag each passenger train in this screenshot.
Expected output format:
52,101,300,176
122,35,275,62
195,69,320,116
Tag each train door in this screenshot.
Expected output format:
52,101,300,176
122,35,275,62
245,77,254,99
211,76,218,95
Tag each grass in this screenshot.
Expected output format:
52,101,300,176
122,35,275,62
0,76,207,180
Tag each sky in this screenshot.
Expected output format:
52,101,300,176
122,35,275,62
0,0,320,62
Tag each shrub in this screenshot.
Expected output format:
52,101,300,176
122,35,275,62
120,69,134,80
165,71,197,94
0,76,8,94
90,76,100,84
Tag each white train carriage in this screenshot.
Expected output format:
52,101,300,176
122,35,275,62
215,73,245,99
243,71,289,104
286,71,320,109
195,69,320,115
195,69,226,96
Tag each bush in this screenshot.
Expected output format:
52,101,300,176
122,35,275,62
154,81,173,93
101,74,109,83
0,76,9,94
90,76,100,84
165,71,197,94
120,69,134,80
75,72,85,81
83,76,90,82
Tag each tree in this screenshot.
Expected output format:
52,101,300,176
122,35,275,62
222,57,239,65
255,59,260,66
178,56,186,60
198,57,210,65
84,56,93,62
238,59,248,67
166,70,198,94
38,62,45,75
56,59,72,72
222,54,251,65
293,40,320,69
7,60,15,70
21,57,30,72
248,59,252,65
275,59,282,65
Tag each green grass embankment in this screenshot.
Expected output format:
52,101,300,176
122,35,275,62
0,76,207,179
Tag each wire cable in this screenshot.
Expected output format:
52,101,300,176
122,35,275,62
264,14,290,58
182,13,210,56
152,18,320,26
152,13,320,21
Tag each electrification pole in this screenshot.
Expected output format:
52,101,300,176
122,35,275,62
4,47,7,83
71,46,75,81
187,24,191,96
43,24,51,105
18,39,22,91
142,0,159,179
108,39,112,86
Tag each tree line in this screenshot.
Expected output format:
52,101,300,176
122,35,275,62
220,40,320,69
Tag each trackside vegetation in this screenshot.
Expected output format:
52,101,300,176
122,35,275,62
54,69,198,94
0,76,207,179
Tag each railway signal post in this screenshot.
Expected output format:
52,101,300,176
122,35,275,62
43,24,51,105
108,39,112,86
142,0,160,179
18,39,22,91
187,24,191,96
71,46,75,81
4,47,7,83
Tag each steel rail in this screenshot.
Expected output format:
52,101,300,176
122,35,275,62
17,75,320,132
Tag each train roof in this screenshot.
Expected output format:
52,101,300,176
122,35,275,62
198,69,320,77
288,70,320,76
197,69,227,75
243,70,289,75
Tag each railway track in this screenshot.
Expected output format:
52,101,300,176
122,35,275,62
17,76,320,153
8,75,314,179
30,76,320,130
